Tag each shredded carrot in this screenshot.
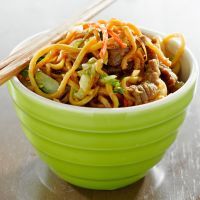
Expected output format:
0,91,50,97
108,29,127,48
99,25,108,59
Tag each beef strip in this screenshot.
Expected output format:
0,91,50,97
103,61,135,80
145,59,161,85
108,47,129,67
102,65,122,75
139,35,157,60
127,82,158,105
146,46,157,60
159,64,177,92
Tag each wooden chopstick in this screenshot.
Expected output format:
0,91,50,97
0,0,115,69
0,0,111,69
0,0,116,85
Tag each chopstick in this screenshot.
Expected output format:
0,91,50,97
0,0,116,85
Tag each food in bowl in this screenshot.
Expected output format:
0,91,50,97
18,18,185,108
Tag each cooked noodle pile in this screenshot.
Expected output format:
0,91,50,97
18,19,185,108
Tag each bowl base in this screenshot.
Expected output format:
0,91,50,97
16,158,165,199
52,168,146,190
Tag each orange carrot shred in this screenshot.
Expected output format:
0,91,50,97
108,29,127,48
99,25,108,59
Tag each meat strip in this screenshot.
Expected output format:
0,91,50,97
127,82,158,105
108,47,129,67
159,64,177,91
145,59,161,85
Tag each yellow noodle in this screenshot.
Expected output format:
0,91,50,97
172,62,181,75
156,79,167,99
106,84,119,108
65,59,72,71
37,50,57,68
145,37,171,66
68,79,79,89
69,86,99,106
136,48,145,65
136,37,147,61
98,87,108,96
93,29,100,41
121,75,141,101
29,38,96,99
95,59,105,75
46,58,65,70
107,18,142,36
98,95,111,108
162,33,185,66
89,41,103,51
58,31,76,44
121,50,134,70
89,101,105,108
91,50,100,58
132,57,141,70
57,50,67,62
121,26,137,69
46,64,51,76
121,77,134,100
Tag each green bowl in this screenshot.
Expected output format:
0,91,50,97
8,28,198,190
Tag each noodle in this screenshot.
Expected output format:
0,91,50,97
19,19,185,108
162,33,185,66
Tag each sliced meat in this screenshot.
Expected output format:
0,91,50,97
127,82,158,105
159,64,177,91
108,47,129,67
145,59,161,85
139,35,157,60
107,38,119,49
146,46,157,60
102,65,122,75
121,61,134,77
103,61,134,79
170,81,184,93
151,36,161,48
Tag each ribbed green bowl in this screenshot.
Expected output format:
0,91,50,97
8,29,198,190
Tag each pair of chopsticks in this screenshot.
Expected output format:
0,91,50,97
0,0,116,85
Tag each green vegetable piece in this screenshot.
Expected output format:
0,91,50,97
35,71,59,94
78,57,97,76
75,57,97,99
113,87,124,94
71,39,84,48
20,66,29,78
37,56,45,63
101,75,118,87
100,75,124,94
74,74,90,99
88,57,97,64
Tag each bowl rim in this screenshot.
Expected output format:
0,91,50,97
10,27,199,113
